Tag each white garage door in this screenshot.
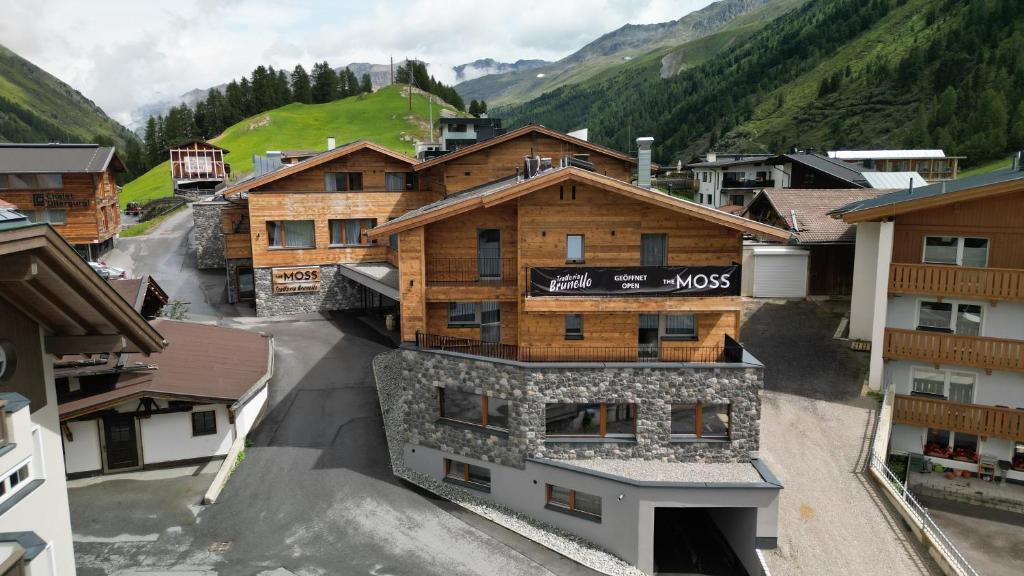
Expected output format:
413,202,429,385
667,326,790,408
752,247,809,298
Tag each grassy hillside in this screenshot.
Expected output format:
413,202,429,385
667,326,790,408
502,0,1024,168
0,43,135,148
121,85,450,207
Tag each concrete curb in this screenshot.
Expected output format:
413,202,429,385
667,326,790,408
203,435,244,505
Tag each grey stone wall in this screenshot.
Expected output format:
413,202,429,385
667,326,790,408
395,348,762,468
254,265,363,317
192,201,227,269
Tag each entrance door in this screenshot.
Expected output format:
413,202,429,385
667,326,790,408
638,314,660,359
236,266,255,301
653,508,751,575
103,414,140,471
478,229,501,280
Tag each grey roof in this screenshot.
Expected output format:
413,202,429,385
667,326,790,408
0,208,27,225
0,143,121,173
687,154,774,168
832,167,1024,215
338,262,400,300
861,171,928,189
775,153,870,187
377,173,521,229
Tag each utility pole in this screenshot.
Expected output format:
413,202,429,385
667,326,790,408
390,55,394,85
407,57,413,112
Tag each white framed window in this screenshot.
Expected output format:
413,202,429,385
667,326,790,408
916,299,983,336
0,457,32,506
911,367,975,403
922,236,988,267
566,234,584,264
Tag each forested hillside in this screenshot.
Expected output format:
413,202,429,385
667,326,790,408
501,0,1024,167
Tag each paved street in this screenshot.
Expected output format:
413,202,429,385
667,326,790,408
70,208,597,576
921,497,1024,576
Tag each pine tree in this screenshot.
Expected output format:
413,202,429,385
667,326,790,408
360,72,372,94
143,116,161,166
479,100,487,114
225,80,245,123
311,61,338,103
291,65,312,103
238,77,255,117
251,65,272,112
468,100,480,116
343,68,359,97
273,68,291,106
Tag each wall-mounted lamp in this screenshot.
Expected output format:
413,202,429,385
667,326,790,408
409,279,415,287
611,230,616,236
542,231,546,237
617,493,625,501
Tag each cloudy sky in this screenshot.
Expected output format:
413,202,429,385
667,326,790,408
0,0,712,126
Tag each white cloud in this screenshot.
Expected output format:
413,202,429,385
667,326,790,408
0,0,712,125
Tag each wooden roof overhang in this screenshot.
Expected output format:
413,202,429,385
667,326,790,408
839,178,1024,223
222,140,417,198
0,224,166,356
412,124,647,171
367,167,793,242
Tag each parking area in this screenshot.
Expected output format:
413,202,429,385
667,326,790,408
920,496,1024,576
743,299,941,576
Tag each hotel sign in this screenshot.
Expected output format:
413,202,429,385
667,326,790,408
32,192,90,209
530,266,740,297
271,266,321,294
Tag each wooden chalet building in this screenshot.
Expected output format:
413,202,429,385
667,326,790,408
0,143,124,259
168,139,229,195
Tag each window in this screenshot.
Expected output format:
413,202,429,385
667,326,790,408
447,302,480,326
389,233,399,251
324,172,363,192
640,233,667,266
385,172,415,191
0,459,31,506
664,315,697,339
566,234,584,263
191,410,217,436
923,236,988,267
266,220,315,248
911,368,975,403
917,300,982,335
0,174,62,189
546,484,601,521
565,314,583,340
444,458,491,491
438,388,509,431
545,403,635,439
329,218,377,246
671,402,730,439
730,194,745,206
26,209,67,225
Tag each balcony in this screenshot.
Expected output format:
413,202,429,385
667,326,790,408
415,332,746,364
722,177,774,189
426,257,517,286
893,394,1024,442
883,328,1024,372
889,263,1024,302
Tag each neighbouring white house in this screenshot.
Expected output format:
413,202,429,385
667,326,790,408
0,208,166,576
58,318,272,477
687,153,787,209
832,159,1024,487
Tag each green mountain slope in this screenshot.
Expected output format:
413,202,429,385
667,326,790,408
455,0,798,107
0,43,135,148
501,0,1024,168
121,85,450,207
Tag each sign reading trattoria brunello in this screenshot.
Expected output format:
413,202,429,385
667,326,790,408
271,266,321,294
529,266,740,297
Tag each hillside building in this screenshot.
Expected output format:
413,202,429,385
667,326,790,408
0,143,124,260
827,149,962,181
168,139,229,195
0,213,166,575
370,156,789,575
834,161,1024,496
439,117,505,151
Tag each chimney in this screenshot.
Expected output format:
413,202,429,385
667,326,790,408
327,137,336,151
636,137,654,189
706,151,717,163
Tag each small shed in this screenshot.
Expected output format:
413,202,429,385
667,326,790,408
743,245,810,298
167,139,230,192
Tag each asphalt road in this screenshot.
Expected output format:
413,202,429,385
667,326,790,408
70,207,597,576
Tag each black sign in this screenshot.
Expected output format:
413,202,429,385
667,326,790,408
530,266,740,297
32,192,90,209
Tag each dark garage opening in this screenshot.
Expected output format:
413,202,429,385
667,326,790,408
654,507,755,576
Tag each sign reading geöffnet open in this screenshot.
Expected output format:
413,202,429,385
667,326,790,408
530,266,740,297
271,266,321,294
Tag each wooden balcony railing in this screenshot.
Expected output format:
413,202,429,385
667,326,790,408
883,328,1024,372
893,394,1024,442
889,263,1024,301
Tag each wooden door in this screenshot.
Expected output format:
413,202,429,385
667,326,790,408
104,414,140,471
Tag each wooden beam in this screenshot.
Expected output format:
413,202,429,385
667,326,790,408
46,335,127,356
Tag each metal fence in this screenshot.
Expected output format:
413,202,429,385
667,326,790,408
867,383,980,576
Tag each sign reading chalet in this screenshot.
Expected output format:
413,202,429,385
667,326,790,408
271,266,321,294
530,266,740,297
32,192,90,209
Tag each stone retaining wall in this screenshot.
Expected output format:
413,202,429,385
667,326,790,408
395,348,762,467
254,265,363,317
192,201,227,269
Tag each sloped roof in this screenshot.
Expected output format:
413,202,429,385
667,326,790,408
109,275,169,314
745,188,889,243
832,167,1024,222
163,138,230,154
861,171,928,189
368,167,792,242
0,143,124,173
828,149,947,160
413,124,640,171
223,139,416,197
773,152,870,187
687,154,774,168
59,318,272,420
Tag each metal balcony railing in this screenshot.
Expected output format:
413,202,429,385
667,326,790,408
721,177,774,188
425,258,517,286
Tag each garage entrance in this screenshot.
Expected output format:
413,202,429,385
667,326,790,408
653,507,754,576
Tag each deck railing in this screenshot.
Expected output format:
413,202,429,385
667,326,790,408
889,263,1024,301
425,258,517,286
883,328,1024,372
415,332,740,364
892,394,1024,442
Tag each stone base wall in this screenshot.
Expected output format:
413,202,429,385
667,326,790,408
395,348,762,468
192,201,227,269
254,265,363,317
